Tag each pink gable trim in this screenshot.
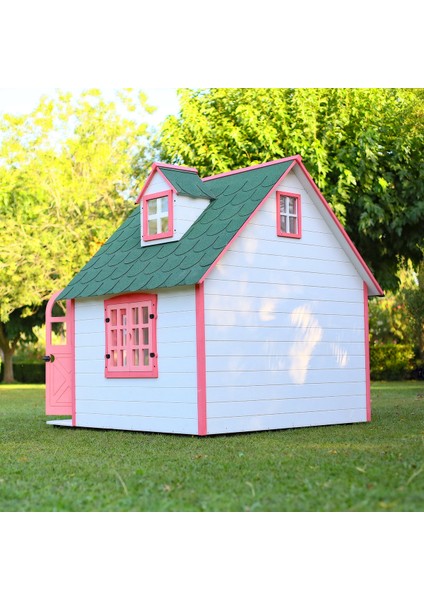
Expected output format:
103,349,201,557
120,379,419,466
295,159,384,296
200,156,383,296
135,163,198,204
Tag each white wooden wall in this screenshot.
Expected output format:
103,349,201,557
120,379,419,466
140,172,210,247
74,286,198,434
203,169,367,435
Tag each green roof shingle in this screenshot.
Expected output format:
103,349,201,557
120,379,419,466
58,160,294,300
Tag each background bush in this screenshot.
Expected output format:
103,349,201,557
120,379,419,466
0,360,45,384
370,344,415,381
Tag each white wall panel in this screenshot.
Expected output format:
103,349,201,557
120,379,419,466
74,287,198,434
204,169,367,434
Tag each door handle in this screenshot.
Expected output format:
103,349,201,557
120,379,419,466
43,354,55,363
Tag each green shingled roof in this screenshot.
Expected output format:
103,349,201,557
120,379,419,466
160,167,215,200
58,160,294,300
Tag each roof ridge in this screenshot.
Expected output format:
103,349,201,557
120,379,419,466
155,162,198,173
202,155,301,181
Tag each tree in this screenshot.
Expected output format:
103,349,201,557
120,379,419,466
403,261,424,363
0,89,155,382
159,88,424,290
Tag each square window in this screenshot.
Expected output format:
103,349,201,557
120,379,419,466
276,192,301,238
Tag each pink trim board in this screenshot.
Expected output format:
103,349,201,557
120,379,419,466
363,282,371,421
195,282,207,436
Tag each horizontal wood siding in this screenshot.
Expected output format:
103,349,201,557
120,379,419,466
204,170,367,434
74,286,198,434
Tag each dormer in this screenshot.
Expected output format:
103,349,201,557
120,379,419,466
136,163,215,247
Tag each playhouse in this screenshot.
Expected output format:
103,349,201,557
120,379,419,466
45,155,383,435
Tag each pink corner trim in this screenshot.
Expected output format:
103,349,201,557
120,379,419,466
276,191,302,239
202,155,302,181
142,190,174,241
195,282,207,436
70,299,76,426
363,282,371,421
295,159,384,296
199,160,297,283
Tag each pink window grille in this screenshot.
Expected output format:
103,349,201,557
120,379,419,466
104,293,158,378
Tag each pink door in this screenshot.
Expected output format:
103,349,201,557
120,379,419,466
45,290,75,418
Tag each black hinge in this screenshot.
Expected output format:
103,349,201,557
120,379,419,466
105,354,110,359
149,314,155,319
105,317,110,323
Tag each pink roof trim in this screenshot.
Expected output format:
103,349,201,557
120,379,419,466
202,155,302,181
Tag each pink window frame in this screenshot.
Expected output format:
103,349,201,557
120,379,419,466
276,191,302,239
104,293,158,379
142,190,174,242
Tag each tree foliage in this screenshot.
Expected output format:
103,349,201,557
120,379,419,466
0,89,154,381
160,88,424,290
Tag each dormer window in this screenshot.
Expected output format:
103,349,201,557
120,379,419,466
142,190,174,241
276,191,301,239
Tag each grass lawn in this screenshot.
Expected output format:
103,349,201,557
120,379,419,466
0,382,423,511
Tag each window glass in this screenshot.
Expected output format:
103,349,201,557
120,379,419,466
148,198,158,216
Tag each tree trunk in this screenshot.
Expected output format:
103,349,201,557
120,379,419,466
0,322,16,383
2,347,15,383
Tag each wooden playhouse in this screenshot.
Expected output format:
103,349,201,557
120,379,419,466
45,155,383,435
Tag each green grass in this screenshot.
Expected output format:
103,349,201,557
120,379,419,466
1,382,423,511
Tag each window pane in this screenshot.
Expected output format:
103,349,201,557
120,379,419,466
120,309,126,326
160,216,169,233
148,219,158,235
133,328,139,345
148,198,157,216
142,327,149,345
52,322,67,345
51,300,66,318
111,329,117,346
142,306,149,324
280,215,287,233
161,197,168,213
132,307,139,325
143,348,149,366
288,198,297,215
112,350,118,367
133,349,139,366
121,349,127,367
110,310,117,326
279,196,286,214
121,329,127,345
289,216,297,234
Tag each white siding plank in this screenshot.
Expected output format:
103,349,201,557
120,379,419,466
206,409,367,435
76,413,198,435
